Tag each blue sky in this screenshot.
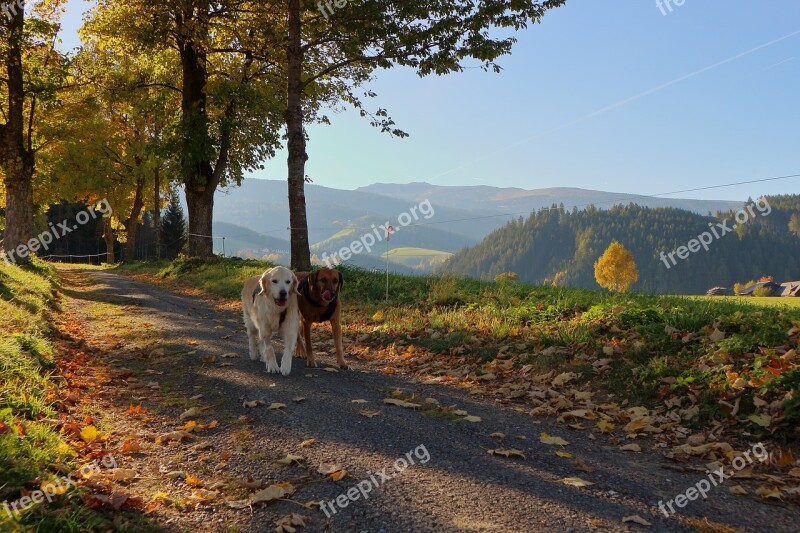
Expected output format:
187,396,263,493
58,0,800,201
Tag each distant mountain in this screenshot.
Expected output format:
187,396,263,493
357,183,742,216
442,195,800,294
211,179,747,272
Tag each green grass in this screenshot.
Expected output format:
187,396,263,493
0,260,154,531
693,295,800,308
118,257,800,445
381,247,452,267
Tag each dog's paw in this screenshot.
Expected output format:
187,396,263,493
265,361,280,373
280,366,291,376
338,364,352,370
306,360,318,368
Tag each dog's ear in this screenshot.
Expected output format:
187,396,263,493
308,270,319,291
337,271,343,291
260,268,275,293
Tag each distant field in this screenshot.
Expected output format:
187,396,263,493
381,247,452,267
691,295,800,308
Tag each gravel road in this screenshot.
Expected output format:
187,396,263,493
59,269,798,533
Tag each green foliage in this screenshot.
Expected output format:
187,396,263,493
444,196,800,294
160,193,187,259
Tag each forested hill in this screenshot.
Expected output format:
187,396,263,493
441,195,800,294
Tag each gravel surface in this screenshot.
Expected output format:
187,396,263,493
59,269,798,533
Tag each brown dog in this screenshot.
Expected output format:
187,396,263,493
295,268,346,368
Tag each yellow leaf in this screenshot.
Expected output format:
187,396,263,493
80,425,100,443
360,409,381,418
620,443,641,452
596,420,616,434
269,403,287,410
540,432,569,446
299,438,316,448
755,486,783,500
383,398,420,409
556,451,573,459
462,415,481,423
748,414,772,428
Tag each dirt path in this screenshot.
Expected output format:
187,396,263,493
56,268,797,532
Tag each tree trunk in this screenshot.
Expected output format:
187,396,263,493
0,6,35,263
102,218,115,264
185,186,214,257
286,0,311,271
124,176,145,261
153,166,161,259
177,5,218,259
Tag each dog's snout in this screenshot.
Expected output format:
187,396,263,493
279,289,288,298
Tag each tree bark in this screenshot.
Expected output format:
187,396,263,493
286,0,311,270
1,6,35,262
185,186,214,257
124,175,145,261
177,4,217,258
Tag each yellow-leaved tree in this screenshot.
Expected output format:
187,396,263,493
594,241,638,292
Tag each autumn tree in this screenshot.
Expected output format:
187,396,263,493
594,240,638,292
84,0,285,258
0,1,67,261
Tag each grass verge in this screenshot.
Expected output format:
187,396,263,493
118,258,800,447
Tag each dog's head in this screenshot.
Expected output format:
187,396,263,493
308,268,342,304
260,266,298,308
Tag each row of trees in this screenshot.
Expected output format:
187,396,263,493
443,196,800,294
1,0,566,267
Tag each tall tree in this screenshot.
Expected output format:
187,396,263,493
0,0,66,261
85,0,284,258
161,191,187,259
281,0,567,269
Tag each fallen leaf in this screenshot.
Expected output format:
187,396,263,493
556,451,573,459
755,486,783,500
292,397,306,403
729,485,747,495
383,398,420,409
561,477,594,487
540,432,569,446
269,403,287,410
243,400,265,408
299,438,316,448
488,448,526,459
80,425,100,443
462,415,481,423
489,432,505,439
110,468,136,482
275,454,304,466
275,512,311,533
180,407,202,420
748,414,772,428
360,409,381,418
574,458,595,473
156,430,193,444
620,443,642,452
622,515,652,526
351,399,368,404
